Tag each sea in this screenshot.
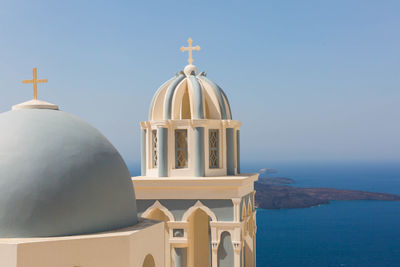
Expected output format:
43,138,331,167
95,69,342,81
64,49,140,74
242,162,400,267
129,162,400,267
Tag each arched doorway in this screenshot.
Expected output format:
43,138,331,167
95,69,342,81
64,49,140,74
217,231,234,267
187,208,211,267
142,254,155,267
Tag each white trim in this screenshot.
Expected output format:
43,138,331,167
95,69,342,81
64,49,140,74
182,200,218,222
141,200,175,222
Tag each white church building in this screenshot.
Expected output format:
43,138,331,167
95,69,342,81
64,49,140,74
0,39,258,267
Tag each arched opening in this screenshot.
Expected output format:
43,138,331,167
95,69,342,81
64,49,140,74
217,231,234,267
205,99,211,119
187,208,211,267
142,254,155,267
242,202,247,221
248,215,255,237
147,208,170,222
181,88,191,119
248,200,254,236
145,208,171,267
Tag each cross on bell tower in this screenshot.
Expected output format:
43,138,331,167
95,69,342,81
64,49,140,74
180,38,201,65
22,67,48,100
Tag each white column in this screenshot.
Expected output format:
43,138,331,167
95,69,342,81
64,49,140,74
233,241,242,267
232,198,241,222
211,242,218,267
210,225,218,267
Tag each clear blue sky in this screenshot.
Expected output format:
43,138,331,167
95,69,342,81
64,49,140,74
0,1,399,166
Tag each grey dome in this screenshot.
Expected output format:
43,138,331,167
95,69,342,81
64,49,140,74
0,109,137,237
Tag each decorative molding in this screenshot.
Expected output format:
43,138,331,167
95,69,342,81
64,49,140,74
141,200,175,221
149,120,171,128
190,119,209,128
132,174,259,199
210,221,242,228
182,200,218,222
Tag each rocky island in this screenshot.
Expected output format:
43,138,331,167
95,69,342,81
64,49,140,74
255,177,400,209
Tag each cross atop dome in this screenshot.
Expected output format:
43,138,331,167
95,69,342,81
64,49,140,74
22,67,48,100
13,67,58,111
180,38,200,65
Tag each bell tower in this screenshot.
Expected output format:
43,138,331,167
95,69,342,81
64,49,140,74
132,39,258,267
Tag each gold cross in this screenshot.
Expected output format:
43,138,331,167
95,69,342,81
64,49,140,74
22,67,48,100
180,38,200,65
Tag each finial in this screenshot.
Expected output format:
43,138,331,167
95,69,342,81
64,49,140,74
180,38,201,65
22,67,48,100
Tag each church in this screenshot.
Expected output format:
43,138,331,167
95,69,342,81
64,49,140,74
0,39,258,267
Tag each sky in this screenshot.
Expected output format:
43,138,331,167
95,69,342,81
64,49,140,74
0,0,399,166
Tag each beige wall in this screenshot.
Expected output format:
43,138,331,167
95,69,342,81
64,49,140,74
147,209,171,267
0,219,164,267
0,244,17,266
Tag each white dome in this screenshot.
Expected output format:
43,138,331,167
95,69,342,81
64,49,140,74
149,65,232,121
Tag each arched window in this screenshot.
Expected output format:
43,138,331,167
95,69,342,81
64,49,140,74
142,254,155,267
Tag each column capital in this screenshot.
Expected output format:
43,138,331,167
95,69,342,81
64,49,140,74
140,121,151,129
232,198,241,205
232,241,242,253
211,241,219,251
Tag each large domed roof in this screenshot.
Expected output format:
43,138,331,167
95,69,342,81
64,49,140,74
149,64,232,121
0,107,137,237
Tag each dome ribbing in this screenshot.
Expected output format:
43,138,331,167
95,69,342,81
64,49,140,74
149,65,232,121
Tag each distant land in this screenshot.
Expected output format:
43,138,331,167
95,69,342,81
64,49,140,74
255,177,400,209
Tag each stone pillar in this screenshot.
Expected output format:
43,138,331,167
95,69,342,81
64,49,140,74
141,129,147,176
226,128,235,175
194,127,205,177
236,130,240,174
158,127,168,177
174,248,187,267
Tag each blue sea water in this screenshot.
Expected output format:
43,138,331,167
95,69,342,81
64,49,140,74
242,162,400,267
